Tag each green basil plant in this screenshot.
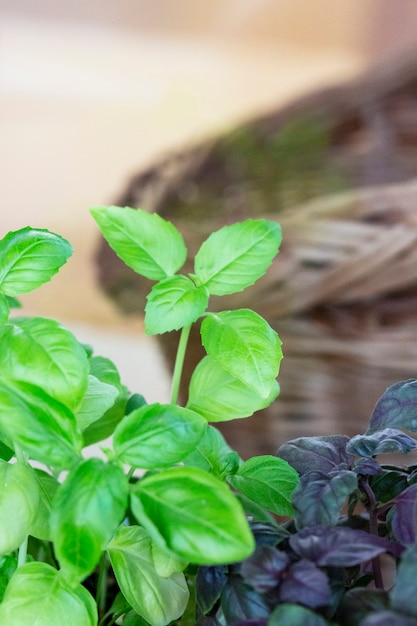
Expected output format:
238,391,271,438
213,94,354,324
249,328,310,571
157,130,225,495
0,211,298,625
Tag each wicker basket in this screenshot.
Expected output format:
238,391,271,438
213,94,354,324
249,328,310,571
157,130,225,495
96,52,417,458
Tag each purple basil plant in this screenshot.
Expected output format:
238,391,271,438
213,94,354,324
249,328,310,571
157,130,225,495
195,379,417,626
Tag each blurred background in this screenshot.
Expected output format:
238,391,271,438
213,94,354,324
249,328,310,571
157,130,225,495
2,0,417,453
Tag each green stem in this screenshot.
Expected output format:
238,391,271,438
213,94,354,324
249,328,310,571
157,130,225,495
15,446,29,567
99,610,125,626
177,575,197,626
15,446,27,464
96,552,109,615
170,324,192,405
127,466,136,481
17,536,28,568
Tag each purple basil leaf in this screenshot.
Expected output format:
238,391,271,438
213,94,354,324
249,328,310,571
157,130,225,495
269,603,329,626
391,484,417,545
391,542,417,618
347,429,417,458
196,614,222,626
361,612,417,626
240,545,289,592
369,379,417,434
335,588,389,626
278,559,331,609
276,435,353,476
251,521,290,546
353,457,383,476
220,576,270,622
369,469,410,504
196,565,228,614
225,621,267,626
292,470,358,528
408,464,417,483
290,526,403,567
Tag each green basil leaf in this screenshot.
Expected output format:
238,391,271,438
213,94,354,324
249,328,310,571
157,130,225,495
81,402,127,447
0,440,14,462
75,375,119,431
0,460,39,554
5,295,21,309
145,275,208,335
201,309,282,398
82,355,129,446
0,562,97,626
113,403,207,468
88,354,127,392
29,469,60,542
131,467,255,564
182,424,242,478
108,526,189,626
0,555,17,603
123,611,151,626
151,543,187,578
227,456,299,517
187,355,280,421
0,317,89,412
50,458,129,583
0,381,82,469
107,592,132,621
193,219,281,295
90,206,187,280
0,294,9,329
0,227,72,296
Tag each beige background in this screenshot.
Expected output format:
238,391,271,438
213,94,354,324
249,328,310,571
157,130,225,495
2,0,417,398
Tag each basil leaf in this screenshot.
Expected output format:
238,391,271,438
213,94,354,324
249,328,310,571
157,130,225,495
29,469,59,542
145,275,208,335
269,603,329,626
0,460,39,554
347,429,417,457
0,227,72,296
0,562,97,626
277,435,353,477
0,317,89,412
227,455,299,516
292,470,358,528
75,375,119,431
0,381,82,469
194,219,281,295
113,403,207,469
187,355,279,421
201,309,282,398
131,467,254,564
391,542,417,618
369,379,417,434
91,206,186,280
50,458,129,582
108,525,189,626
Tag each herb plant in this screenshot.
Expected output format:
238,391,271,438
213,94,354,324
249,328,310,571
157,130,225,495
199,380,417,625
3,212,417,626
0,211,298,625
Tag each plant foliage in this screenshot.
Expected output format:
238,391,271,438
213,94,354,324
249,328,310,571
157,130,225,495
2,214,416,625
199,381,417,625
0,215,292,625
